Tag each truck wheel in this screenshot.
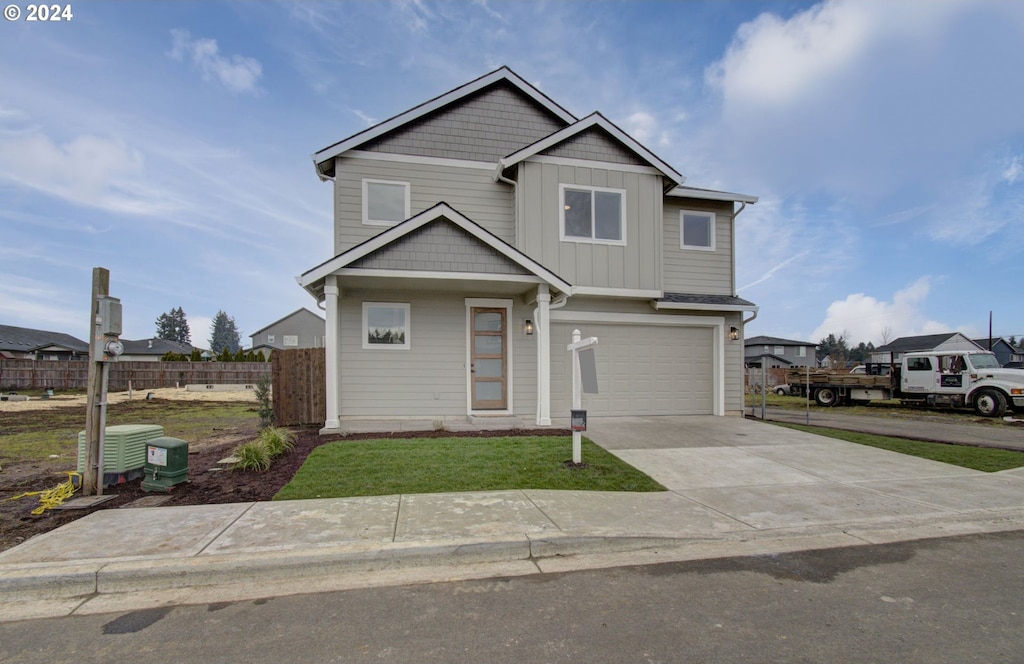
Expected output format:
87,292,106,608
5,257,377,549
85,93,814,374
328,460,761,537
814,387,839,407
974,389,1007,417
774,387,787,396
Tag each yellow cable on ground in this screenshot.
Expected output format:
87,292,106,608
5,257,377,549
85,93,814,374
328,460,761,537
8,471,81,515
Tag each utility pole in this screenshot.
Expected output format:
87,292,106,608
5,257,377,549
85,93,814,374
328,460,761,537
82,268,124,496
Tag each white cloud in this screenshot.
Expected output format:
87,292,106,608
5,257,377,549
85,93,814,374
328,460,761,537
809,277,975,345
1003,156,1023,184
169,29,263,94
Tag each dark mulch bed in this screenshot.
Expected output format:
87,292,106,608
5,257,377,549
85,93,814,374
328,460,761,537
1,426,567,552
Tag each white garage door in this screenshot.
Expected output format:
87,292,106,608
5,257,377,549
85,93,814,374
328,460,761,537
550,323,715,416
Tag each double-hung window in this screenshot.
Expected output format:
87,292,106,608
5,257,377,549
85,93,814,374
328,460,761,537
681,210,715,251
362,179,410,226
560,184,625,244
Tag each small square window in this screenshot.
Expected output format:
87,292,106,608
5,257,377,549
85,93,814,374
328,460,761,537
267,334,275,344
561,185,625,244
796,347,806,358
363,179,410,226
774,346,784,355
362,302,410,350
681,210,715,251
283,335,298,347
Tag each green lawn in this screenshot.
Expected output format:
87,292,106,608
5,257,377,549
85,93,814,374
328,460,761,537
273,436,666,500
777,423,1024,472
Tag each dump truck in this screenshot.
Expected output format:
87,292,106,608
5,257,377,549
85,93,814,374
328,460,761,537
786,350,1024,417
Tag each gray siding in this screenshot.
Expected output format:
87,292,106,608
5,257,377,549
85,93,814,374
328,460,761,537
662,199,734,296
252,310,325,349
334,157,514,253
349,220,530,275
361,82,566,162
542,127,645,166
515,161,662,290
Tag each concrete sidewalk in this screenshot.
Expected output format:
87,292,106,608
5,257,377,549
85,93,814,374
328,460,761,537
3,416,1024,621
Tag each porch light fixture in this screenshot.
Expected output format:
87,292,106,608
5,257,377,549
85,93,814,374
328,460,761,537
729,326,739,341
524,319,535,336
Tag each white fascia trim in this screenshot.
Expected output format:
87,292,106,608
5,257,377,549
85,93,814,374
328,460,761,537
301,204,572,293
346,150,496,171
651,301,759,313
668,187,759,204
339,268,545,284
549,310,726,416
572,286,663,299
498,113,684,185
314,68,576,175
527,154,663,176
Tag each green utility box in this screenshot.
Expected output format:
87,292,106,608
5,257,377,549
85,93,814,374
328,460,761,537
141,436,189,493
77,424,164,487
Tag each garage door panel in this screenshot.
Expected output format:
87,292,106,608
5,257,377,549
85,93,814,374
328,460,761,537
550,323,714,417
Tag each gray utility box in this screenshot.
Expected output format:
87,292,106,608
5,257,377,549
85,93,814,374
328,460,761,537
141,437,189,493
77,424,164,487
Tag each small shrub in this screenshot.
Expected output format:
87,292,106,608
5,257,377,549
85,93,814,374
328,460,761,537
233,441,271,472
259,427,295,458
254,376,273,428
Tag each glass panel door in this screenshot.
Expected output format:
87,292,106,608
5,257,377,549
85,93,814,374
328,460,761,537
471,308,506,410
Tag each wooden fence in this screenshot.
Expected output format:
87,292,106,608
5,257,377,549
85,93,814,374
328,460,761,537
272,348,325,427
0,360,270,391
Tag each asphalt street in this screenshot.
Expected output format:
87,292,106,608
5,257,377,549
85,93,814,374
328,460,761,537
2,531,1021,664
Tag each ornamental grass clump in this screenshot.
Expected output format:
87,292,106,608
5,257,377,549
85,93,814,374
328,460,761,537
232,440,271,472
259,427,295,458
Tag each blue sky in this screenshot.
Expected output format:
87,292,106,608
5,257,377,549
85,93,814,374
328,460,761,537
2,0,1023,348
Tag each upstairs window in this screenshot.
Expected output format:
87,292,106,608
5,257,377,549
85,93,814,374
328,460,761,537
796,346,807,358
560,184,625,244
681,210,715,251
774,346,784,355
267,334,275,344
363,179,410,226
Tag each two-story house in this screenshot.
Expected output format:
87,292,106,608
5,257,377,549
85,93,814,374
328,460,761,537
249,308,326,358
744,335,817,369
299,67,757,433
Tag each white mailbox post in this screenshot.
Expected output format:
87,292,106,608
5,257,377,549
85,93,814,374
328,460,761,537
567,329,599,464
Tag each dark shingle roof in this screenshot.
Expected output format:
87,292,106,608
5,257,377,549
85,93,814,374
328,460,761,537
120,338,193,356
745,335,816,347
875,333,971,354
657,293,756,308
0,324,88,354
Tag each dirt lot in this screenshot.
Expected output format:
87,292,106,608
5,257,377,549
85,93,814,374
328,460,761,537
0,391,561,552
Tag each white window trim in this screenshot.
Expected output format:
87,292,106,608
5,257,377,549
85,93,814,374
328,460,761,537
267,334,275,344
362,179,411,227
559,183,627,246
680,210,716,252
362,302,411,350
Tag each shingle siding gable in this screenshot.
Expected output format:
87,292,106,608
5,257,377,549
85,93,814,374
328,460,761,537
541,127,646,166
361,82,567,162
349,220,531,275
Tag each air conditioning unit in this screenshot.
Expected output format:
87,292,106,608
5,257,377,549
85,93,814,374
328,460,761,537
77,424,165,487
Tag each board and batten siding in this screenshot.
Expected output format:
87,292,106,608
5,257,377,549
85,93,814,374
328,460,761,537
515,161,662,291
333,157,514,254
662,199,735,296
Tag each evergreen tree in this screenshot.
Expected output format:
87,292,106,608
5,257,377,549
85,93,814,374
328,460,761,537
209,310,241,355
817,332,850,367
155,307,191,344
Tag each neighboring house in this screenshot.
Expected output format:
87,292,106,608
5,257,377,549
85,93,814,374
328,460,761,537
972,338,1024,367
871,333,982,363
298,67,758,432
118,338,193,362
0,324,89,360
249,308,326,357
744,335,816,369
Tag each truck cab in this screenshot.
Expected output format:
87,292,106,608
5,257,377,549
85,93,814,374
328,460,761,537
898,351,1024,416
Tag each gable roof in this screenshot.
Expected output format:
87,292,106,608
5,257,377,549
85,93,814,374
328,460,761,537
745,335,815,347
497,112,685,187
250,308,325,337
972,337,1021,352
313,67,576,180
0,324,88,354
121,338,193,356
875,332,981,354
298,202,572,299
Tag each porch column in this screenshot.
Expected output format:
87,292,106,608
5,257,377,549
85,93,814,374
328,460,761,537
536,285,551,426
322,276,340,432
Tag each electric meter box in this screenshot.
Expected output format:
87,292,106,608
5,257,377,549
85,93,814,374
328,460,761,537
141,436,189,493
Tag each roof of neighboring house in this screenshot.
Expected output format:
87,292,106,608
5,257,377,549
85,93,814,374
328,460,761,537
313,66,577,179
745,353,792,365
120,338,193,356
874,333,980,354
250,308,325,338
744,335,816,347
971,338,1022,352
0,324,89,354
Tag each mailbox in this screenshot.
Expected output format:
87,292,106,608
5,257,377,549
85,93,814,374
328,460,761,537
570,409,587,432
141,436,189,493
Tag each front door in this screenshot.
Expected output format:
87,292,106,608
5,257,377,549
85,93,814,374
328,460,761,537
470,307,507,410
